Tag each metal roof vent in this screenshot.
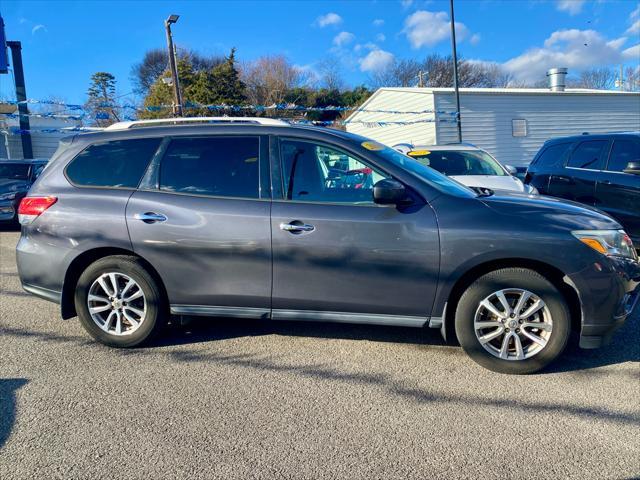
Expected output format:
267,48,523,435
547,68,568,92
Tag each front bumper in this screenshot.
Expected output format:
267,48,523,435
567,255,640,349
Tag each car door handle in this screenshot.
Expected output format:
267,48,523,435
280,222,315,233
134,212,167,223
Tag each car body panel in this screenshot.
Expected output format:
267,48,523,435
450,174,528,193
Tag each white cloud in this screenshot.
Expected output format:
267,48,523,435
359,49,395,72
627,20,640,36
31,24,47,35
470,33,481,46
315,13,342,28
556,0,586,16
632,5,640,20
376,33,386,42
622,44,640,61
503,29,634,82
403,10,472,48
333,31,355,47
401,0,413,8
373,19,384,27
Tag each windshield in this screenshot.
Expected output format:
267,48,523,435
0,164,30,180
408,150,507,176
374,146,477,198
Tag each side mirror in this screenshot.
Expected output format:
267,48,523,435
623,161,640,175
505,164,518,176
373,178,408,205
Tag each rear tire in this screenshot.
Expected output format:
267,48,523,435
75,255,166,347
455,268,570,374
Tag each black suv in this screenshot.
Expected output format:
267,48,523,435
0,159,48,223
525,132,640,244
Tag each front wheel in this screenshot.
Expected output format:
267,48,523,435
455,268,570,374
75,255,166,347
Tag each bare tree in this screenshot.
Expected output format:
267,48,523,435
317,57,344,91
576,67,616,90
241,55,310,105
369,58,422,88
624,66,640,92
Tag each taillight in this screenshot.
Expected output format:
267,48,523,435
18,196,57,225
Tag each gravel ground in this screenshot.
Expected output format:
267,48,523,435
1,228,638,480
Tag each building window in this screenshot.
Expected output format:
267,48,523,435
512,119,527,137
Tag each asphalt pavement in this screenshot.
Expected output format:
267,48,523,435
1,228,639,479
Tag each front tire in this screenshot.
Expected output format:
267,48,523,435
455,268,570,374
75,255,166,347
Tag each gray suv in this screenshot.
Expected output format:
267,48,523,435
16,118,640,374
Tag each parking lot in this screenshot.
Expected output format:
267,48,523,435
0,227,638,479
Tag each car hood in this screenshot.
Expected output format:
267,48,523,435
0,178,30,193
479,191,621,232
450,175,525,192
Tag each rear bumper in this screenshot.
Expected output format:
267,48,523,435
568,256,640,349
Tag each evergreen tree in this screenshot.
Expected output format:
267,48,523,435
85,72,120,126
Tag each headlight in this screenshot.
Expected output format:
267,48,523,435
572,230,637,260
0,192,17,201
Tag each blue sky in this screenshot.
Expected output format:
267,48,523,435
1,0,639,104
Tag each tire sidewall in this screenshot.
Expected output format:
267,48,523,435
455,269,570,374
75,257,162,347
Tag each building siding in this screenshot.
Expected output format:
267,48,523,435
346,88,640,167
345,89,437,147
434,91,640,166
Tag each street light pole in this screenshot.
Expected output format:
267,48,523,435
449,0,462,143
164,14,183,117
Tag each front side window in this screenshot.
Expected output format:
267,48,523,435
280,139,388,204
66,138,161,188
607,139,640,173
160,136,260,199
408,150,506,176
566,140,608,170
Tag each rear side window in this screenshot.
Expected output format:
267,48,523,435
160,136,260,199
66,138,161,188
532,143,571,169
607,139,640,172
566,140,608,170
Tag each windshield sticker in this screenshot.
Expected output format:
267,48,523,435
361,141,385,151
408,150,430,156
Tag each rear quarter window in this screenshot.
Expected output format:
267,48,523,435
66,138,161,188
531,143,572,170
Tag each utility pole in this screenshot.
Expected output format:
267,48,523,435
417,70,426,88
7,41,33,159
164,14,183,117
449,0,462,143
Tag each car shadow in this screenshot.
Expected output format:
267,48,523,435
0,378,28,450
151,308,639,375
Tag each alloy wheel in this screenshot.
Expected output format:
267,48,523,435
473,288,553,361
87,272,147,336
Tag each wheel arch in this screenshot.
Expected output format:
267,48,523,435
61,247,168,319
441,258,582,344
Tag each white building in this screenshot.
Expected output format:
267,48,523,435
0,109,84,159
345,87,640,166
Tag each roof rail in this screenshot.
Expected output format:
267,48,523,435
105,117,289,131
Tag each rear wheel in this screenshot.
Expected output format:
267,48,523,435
455,268,570,374
75,255,166,347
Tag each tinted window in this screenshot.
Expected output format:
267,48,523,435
533,143,571,168
408,150,506,176
160,136,260,199
67,138,161,188
281,139,388,204
567,141,607,170
0,163,29,180
607,139,640,172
